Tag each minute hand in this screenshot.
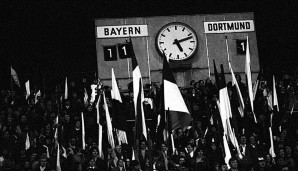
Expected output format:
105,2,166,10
175,36,193,43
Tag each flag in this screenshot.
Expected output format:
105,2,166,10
25,80,30,100
56,143,61,171
245,36,257,123
130,38,147,141
25,133,30,150
217,63,242,158
98,124,103,158
162,52,192,131
273,75,279,112
81,112,85,150
35,90,41,104
103,91,115,149
223,135,232,169
111,68,128,144
229,62,245,117
11,66,20,87
269,127,276,158
84,88,89,107
64,77,68,100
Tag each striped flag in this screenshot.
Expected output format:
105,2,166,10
111,68,128,144
229,62,245,117
162,52,192,131
130,38,147,141
103,91,115,149
245,36,257,123
11,66,20,87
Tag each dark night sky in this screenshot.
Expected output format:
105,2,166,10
1,0,297,89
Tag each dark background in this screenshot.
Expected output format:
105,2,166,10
1,0,297,90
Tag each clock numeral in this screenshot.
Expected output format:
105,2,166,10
175,26,177,30
188,33,192,36
177,55,179,59
167,28,170,32
189,48,193,51
182,27,185,31
184,53,187,57
159,42,164,44
161,34,165,37
190,41,195,43
169,53,172,57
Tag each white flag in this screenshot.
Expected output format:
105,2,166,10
81,112,85,150
11,66,20,87
64,77,68,100
25,133,30,150
25,80,30,100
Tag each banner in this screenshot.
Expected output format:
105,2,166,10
204,20,254,33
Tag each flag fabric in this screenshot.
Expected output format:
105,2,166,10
223,135,232,169
217,63,242,158
273,75,279,112
130,38,147,141
111,68,128,144
35,90,41,104
162,53,192,131
81,112,86,150
64,77,68,100
11,66,20,87
245,36,257,123
98,124,103,158
84,88,89,107
25,133,30,150
25,80,30,100
103,91,115,149
56,143,61,171
229,62,245,117
269,127,276,158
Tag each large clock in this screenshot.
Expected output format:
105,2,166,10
156,22,198,61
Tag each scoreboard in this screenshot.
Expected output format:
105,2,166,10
95,12,259,89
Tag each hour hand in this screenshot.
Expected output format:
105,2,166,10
173,39,183,52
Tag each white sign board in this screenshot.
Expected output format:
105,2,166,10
96,25,148,38
204,20,255,33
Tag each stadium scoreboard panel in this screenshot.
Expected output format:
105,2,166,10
95,12,259,89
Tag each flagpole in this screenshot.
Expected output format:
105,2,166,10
145,19,151,84
204,17,211,79
225,36,230,63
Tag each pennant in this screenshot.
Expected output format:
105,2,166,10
11,66,20,87
64,77,68,100
56,143,61,171
273,75,279,112
229,62,245,117
130,38,147,141
245,36,257,123
25,133,30,150
25,80,30,100
81,112,86,150
162,53,192,131
35,90,41,104
103,91,115,149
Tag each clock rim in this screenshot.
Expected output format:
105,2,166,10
155,22,198,62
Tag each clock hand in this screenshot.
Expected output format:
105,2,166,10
173,39,183,52
177,36,193,43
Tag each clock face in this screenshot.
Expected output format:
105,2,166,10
156,22,198,61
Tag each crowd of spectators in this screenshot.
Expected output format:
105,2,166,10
1,72,298,171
